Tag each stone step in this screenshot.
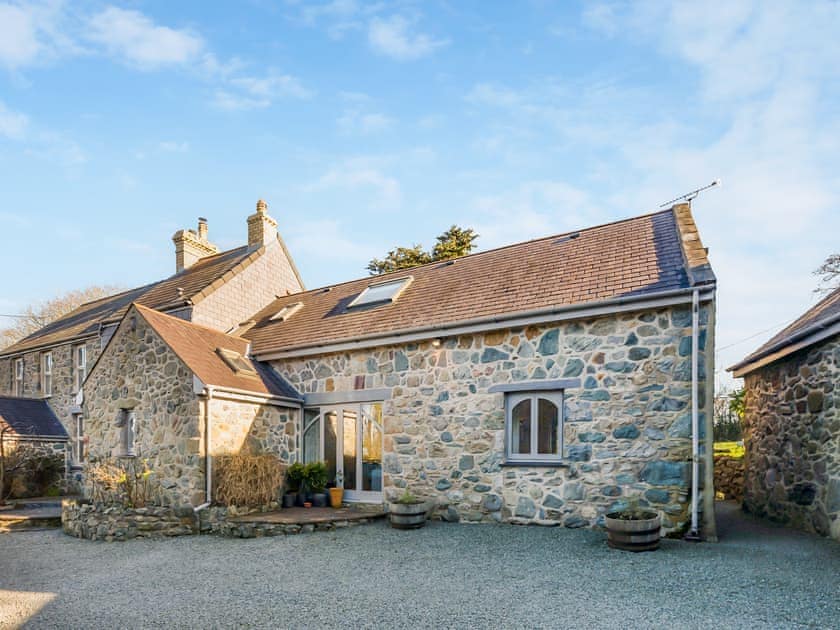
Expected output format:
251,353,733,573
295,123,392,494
0,515,62,532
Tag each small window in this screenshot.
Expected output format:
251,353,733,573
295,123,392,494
270,302,303,322
74,345,87,392
505,391,563,463
41,352,53,397
14,358,23,397
348,276,413,309
215,347,257,376
116,408,136,457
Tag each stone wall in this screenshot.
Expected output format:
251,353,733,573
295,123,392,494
191,239,303,333
206,396,297,461
82,310,204,506
714,455,744,501
273,304,715,537
62,500,197,541
0,337,101,441
742,335,840,542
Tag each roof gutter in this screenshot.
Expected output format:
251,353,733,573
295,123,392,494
208,385,302,407
254,285,716,361
730,316,840,378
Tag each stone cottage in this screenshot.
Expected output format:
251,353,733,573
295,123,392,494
2,200,718,539
729,287,840,542
0,201,302,469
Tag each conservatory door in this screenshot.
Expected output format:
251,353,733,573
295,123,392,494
302,402,383,503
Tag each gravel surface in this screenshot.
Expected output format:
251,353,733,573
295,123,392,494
1,502,838,629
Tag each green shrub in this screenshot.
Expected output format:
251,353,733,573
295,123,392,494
305,461,328,494
286,462,305,492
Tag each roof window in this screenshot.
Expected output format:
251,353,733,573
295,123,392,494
270,301,304,322
348,276,413,309
215,348,257,377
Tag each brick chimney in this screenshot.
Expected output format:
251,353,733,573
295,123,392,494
247,199,278,248
172,217,219,273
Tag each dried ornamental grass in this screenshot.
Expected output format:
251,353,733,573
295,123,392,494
214,453,285,507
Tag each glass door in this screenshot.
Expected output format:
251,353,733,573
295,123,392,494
302,402,383,502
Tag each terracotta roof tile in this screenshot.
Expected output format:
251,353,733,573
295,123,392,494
133,305,300,400
246,207,706,356
1,246,260,356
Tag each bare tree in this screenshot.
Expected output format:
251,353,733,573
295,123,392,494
1,285,123,349
813,253,840,295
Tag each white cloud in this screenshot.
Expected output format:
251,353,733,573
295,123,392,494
0,100,28,139
368,15,448,60
0,3,41,69
308,158,402,209
86,7,204,69
158,141,189,153
337,109,393,134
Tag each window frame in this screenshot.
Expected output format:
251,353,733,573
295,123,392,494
117,408,136,458
347,276,413,309
504,390,564,465
74,345,87,393
41,352,53,398
74,414,85,463
14,358,23,397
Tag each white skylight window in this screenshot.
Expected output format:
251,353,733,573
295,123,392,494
270,301,304,322
348,276,413,309
216,347,257,377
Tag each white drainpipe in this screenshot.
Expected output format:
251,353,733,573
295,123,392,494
688,289,701,539
194,385,214,512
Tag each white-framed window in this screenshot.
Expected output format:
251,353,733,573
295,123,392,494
41,352,53,397
348,276,413,308
14,358,23,396
116,408,136,457
505,391,564,463
74,414,85,462
74,345,87,392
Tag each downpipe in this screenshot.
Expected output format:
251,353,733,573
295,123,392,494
686,289,701,541
194,385,214,513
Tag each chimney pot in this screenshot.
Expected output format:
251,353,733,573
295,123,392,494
247,199,278,248
197,217,208,241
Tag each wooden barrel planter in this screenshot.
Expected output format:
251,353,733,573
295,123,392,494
388,501,428,529
605,511,661,552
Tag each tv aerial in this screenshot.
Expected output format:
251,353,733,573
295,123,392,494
660,179,721,207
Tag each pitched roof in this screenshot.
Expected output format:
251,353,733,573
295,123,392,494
730,286,840,376
132,304,301,400
246,206,713,357
1,245,264,357
0,396,68,439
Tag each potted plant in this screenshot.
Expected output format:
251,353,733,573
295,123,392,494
306,461,329,508
604,497,661,552
284,462,305,508
388,488,428,529
329,472,344,508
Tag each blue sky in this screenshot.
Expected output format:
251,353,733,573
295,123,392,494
0,1,838,389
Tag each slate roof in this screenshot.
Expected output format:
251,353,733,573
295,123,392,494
730,286,840,375
0,245,262,357
133,305,301,400
0,396,68,439
246,206,714,356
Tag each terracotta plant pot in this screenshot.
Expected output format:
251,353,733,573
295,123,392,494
329,487,344,508
605,511,661,552
389,500,428,529
303,502,312,509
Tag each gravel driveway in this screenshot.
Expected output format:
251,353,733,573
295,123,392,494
1,502,838,629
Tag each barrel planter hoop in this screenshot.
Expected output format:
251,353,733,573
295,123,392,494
605,511,661,552
388,501,428,529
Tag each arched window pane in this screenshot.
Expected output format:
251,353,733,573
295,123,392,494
511,399,531,454
537,398,558,454
303,412,321,464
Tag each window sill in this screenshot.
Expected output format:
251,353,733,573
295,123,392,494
501,460,571,468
